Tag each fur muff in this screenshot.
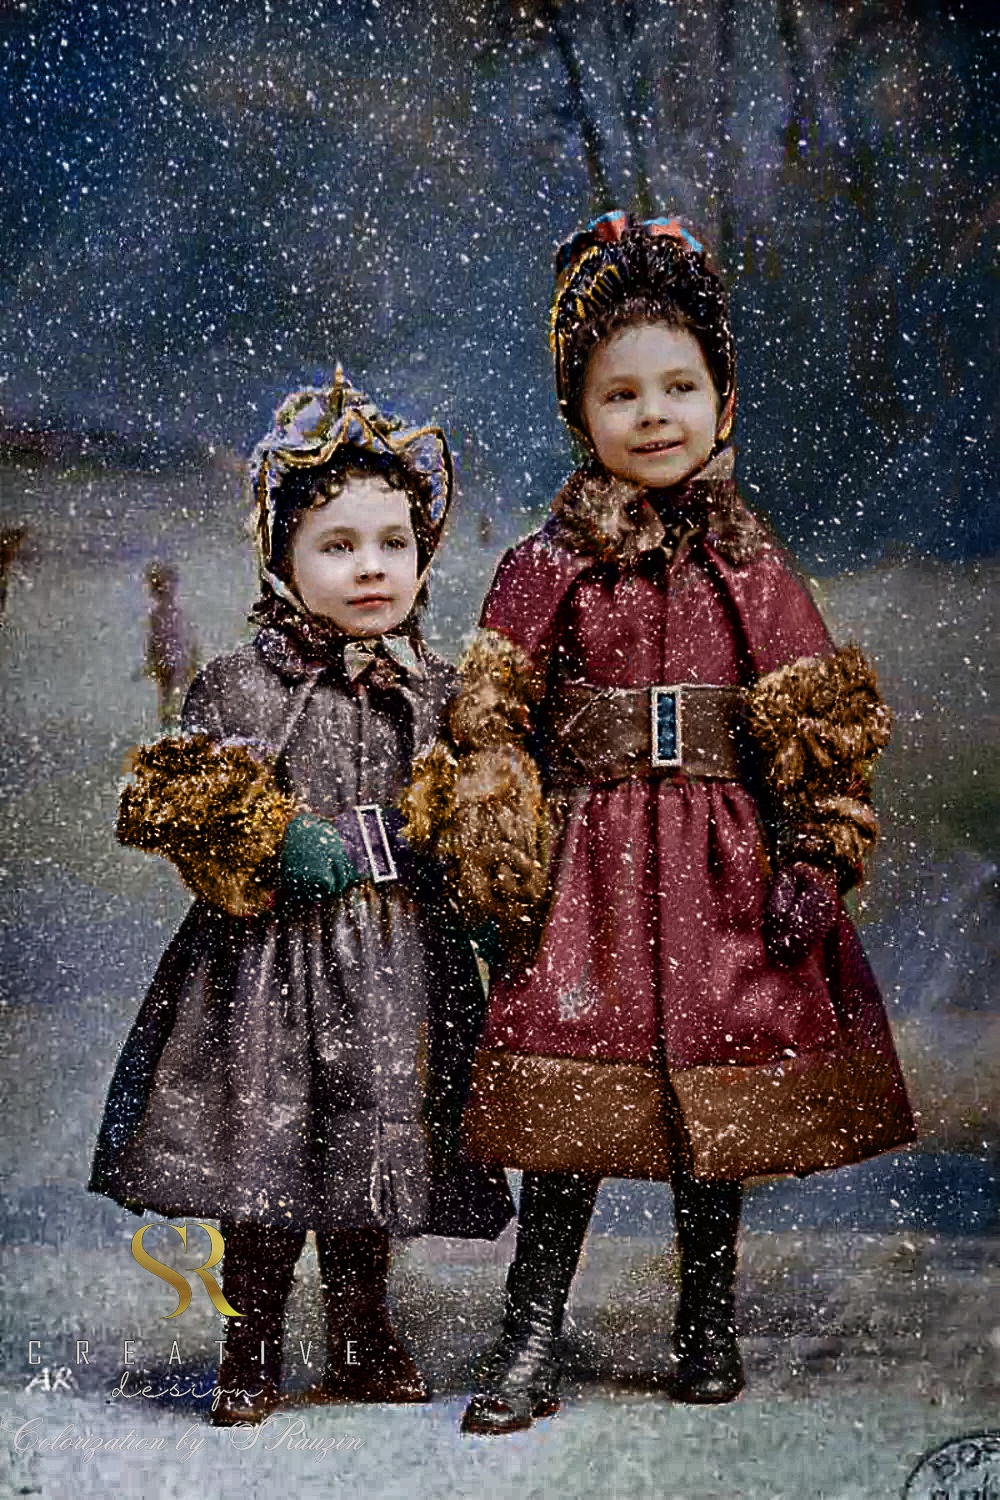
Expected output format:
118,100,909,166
402,630,548,946
117,735,298,917
441,743,548,936
746,645,893,887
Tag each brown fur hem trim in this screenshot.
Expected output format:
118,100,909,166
117,735,297,917
670,1051,917,1178
461,1050,678,1178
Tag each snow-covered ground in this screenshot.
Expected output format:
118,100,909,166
1,1228,999,1500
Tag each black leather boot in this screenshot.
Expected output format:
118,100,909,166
211,1221,306,1425
462,1171,599,1436
666,1170,745,1404
314,1227,428,1403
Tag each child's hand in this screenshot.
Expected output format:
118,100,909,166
278,813,361,902
762,862,839,967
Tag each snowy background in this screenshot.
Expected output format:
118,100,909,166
1,2,997,1497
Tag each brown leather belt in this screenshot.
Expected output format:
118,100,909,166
543,682,747,785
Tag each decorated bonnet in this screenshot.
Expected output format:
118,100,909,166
249,367,454,603
550,211,737,449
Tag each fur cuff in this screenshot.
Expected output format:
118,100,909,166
746,645,892,887
442,744,548,936
402,742,548,941
117,736,298,917
402,630,549,947
447,629,544,749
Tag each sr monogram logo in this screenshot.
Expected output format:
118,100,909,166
130,1220,242,1319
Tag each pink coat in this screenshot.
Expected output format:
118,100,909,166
460,469,916,1181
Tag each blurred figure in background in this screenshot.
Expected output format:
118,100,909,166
0,524,27,626
144,561,198,728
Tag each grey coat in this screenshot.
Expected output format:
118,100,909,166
89,625,514,1238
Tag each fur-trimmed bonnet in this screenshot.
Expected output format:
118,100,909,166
550,211,737,446
248,366,454,600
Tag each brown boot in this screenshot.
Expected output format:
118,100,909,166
314,1227,428,1403
211,1221,305,1426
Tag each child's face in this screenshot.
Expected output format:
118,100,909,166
580,322,721,488
289,474,420,636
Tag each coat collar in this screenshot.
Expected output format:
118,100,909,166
255,623,425,685
547,447,770,568
250,583,426,686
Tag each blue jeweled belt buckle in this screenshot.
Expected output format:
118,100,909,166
353,804,398,883
650,685,683,768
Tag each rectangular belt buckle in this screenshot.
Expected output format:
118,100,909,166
650,685,683,768
354,804,398,883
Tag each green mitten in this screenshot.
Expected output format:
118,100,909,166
278,813,361,903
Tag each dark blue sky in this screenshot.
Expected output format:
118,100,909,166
1,0,997,568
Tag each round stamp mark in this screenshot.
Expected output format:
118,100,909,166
904,1432,1000,1500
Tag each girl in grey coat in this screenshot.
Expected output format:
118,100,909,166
90,372,513,1421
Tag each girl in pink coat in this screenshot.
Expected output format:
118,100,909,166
405,212,915,1434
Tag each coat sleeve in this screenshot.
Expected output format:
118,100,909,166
178,667,227,738
116,666,297,918
731,547,893,891
402,542,560,950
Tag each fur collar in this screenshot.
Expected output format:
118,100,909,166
548,448,770,567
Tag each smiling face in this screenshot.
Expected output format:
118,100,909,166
580,321,721,488
288,473,420,636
